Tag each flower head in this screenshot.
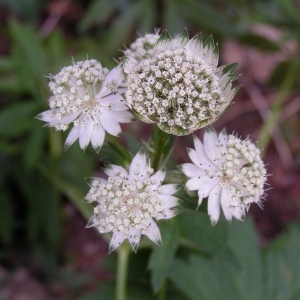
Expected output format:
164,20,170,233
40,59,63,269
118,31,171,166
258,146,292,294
180,127,267,225
86,151,180,252
123,31,160,61
123,30,239,135
36,59,133,152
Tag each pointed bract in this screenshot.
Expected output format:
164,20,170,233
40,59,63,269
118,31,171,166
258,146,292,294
123,30,239,135
181,127,267,224
85,151,180,252
37,59,133,152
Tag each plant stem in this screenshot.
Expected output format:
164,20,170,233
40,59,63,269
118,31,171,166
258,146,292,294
108,135,132,163
258,62,298,156
116,243,130,300
152,125,174,171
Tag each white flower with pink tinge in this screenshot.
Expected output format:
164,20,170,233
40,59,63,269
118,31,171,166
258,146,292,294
37,59,133,152
86,151,180,252
180,127,267,225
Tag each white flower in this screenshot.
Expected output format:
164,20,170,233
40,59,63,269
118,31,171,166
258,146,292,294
36,59,133,152
86,150,180,252
123,30,160,61
179,127,267,225
123,30,239,135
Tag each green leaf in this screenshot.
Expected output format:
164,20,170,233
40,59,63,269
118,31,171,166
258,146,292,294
105,2,142,55
263,225,300,300
162,0,188,34
0,101,39,137
238,33,280,52
136,0,156,33
178,210,241,270
9,20,47,79
148,220,180,293
23,126,47,169
227,218,263,300
79,0,116,32
169,254,241,300
38,163,92,220
268,60,300,88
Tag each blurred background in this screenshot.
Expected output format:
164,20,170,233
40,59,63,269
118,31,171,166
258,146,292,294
0,0,299,299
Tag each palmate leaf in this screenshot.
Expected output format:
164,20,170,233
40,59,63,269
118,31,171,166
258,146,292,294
178,210,241,270
148,220,180,293
263,225,300,300
169,218,263,300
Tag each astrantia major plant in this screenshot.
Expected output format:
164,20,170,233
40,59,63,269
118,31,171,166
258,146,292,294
85,150,180,252
36,28,269,300
180,127,267,225
37,59,133,152
123,30,240,135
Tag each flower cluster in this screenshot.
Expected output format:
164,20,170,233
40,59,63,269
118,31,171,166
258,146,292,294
180,127,267,225
86,151,180,252
123,31,160,61
36,29,269,253
37,59,132,151
123,30,239,135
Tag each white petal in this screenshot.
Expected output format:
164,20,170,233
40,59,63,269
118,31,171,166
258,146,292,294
145,220,161,246
128,229,142,252
208,184,221,226
99,112,122,136
159,184,179,195
65,126,81,149
99,94,128,111
36,110,57,123
197,178,219,208
129,150,148,181
109,232,125,253
109,110,133,123
104,165,128,177
149,169,166,186
179,163,204,177
158,195,180,209
193,135,216,168
220,188,233,223
79,124,93,150
203,127,219,162
185,176,218,191
231,206,245,222
98,65,124,98
91,125,105,152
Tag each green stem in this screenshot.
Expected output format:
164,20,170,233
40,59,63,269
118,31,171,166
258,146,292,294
157,279,167,300
116,243,131,300
108,135,132,163
152,125,174,171
258,62,298,156
49,129,63,158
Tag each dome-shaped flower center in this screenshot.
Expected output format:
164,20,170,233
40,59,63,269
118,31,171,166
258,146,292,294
126,49,224,135
212,136,266,205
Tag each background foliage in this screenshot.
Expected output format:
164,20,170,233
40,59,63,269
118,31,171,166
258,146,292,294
0,0,299,298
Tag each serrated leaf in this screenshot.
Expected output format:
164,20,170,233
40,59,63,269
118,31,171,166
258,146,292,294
169,254,241,300
263,225,300,300
178,210,241,270
148,221,180,293
227,218,263,300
